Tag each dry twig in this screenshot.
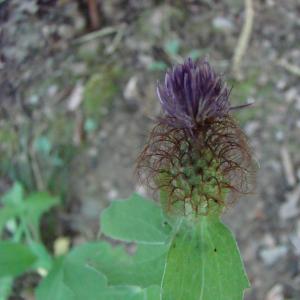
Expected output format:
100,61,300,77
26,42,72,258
73,26,120,44
87,0,101,30
280,146,296,187
278,59,300,77
232,0,254,79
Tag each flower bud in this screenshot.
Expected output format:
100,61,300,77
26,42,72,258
137,58,255,217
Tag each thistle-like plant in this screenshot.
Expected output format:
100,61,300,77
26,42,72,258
135,58,257,299
137,58,255,216
0,58,256,300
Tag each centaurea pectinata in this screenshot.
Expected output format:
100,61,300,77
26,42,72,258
137,57,255,216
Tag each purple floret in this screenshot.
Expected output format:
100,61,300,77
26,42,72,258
157,58,231,130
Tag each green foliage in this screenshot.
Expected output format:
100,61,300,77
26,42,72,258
0,241,37,277
36,243,161,300
0,187,249,299
148,61,167,71
0,277,13,300
36,194,167,299
34,136,52,156
0,182,60,299
187,49,203,60
99,194,249,300
101,193,171,243
84,118,97,133
164,39,180,56
36,194,249,300
90,242,168,287
0,182,60,240
162,217,249,300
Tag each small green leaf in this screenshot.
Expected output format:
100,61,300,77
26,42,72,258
148,61,167,71
162,217,250,300
0,241,37,277
33,136,52,155
23,192,60,235
84,118,97,132
0,206,19,234
30,241,53,271
0,277,13,300
101,193,171,244
25,192,60,214
1,182,23,206
187,49,202,60
164,39,180,56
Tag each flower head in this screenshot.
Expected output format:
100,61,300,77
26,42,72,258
157,58,251,135
157,58,231,131
137,58,256,217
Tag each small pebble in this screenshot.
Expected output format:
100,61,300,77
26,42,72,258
260,245,288,266
266,284,284,300
135,184,147,197
123,76,139,102
279,186,300,220
290,235,300,255
107,189,118,200
285,88,298,103
212,16,234,32
245,121,260,136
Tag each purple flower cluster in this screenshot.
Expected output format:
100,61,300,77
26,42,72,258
157,58,234,131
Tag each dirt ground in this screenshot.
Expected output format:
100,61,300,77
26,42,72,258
1,0,300,299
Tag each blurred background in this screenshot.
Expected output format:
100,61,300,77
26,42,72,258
0,0,300,299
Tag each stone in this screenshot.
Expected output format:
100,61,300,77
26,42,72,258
279,186,300,220
123,76,139,102
266,284,284,300
260,245,288,266
212,16,234,32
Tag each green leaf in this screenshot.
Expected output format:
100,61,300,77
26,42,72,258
30,241,53,271
36,250,158,300
23,192,60,236
0,241,37,277
187,49,202,60
99,195,170,287
91,242,167,287
101,193,171,244
137,285,161,300
63,260,112,298
1,182,23,206
84,118,97,132
64,266,160,300
33,136,52,155
0,206,19,234
63,261,141,300
161,217,250,300
35,258,73,300
148,61,167,71
25,192,60,215
63,241,167,287
164,39,180,56
0,277,13,300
